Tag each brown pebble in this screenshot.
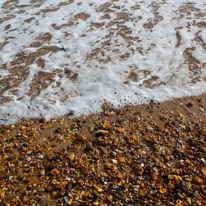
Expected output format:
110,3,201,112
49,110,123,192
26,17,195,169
202,186,206,195
201,167,206,176
200,129,206,135
192,176,203,185
40,169,45,176
78,179,84,185
116,127,122,133
47,185,53,192
96,130,109,135
186,102,193,107
175,148,184,154
78,134,87,141
151,173,158,181
168,182,174,189
118,157,125,163
176,180,188,191
177,192,184,200
51,168,60,176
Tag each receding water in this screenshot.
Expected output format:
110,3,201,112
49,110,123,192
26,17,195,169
0,0,206,124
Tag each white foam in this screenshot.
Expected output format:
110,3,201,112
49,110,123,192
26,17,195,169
0,0,206,124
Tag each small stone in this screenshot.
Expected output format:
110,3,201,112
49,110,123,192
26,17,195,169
117,174,123,179
168,182,175,189
77,179,84,185
26,157,31,162
93,190,99,197
175,148,184,154
196,200,202,206
177,192,184,200
96,130,109,135
192,176,203,185
93,201,99,206
51,168,60,176
78,134,87,141
106,163,113,169
63,196,69,204
107,196,112,202
111,159,118,164
40,169,45,176
186,102,193,107
159,188,167,194
37,153,44,159
28,179,40,185
95,186,103,192
118,157,125,163
176,180,188,191
201,167,206,175
18,174,29,179
133,194,140,200
23,196,28,202
47,185,53,191
199,108,204,112
0,190,5,198
200,129,206,135
67,154,74,160
52,179,59,185
116,127,122,133
151,173,158,181
202,186,206,195
168,175,178,181
59,190,65,196
139,190,147,197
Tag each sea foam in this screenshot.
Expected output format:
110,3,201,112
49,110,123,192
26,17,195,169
0,0,206,124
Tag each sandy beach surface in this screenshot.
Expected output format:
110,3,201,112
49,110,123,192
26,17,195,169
0,94,206,205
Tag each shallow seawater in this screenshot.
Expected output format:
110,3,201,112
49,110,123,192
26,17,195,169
0,0,206,124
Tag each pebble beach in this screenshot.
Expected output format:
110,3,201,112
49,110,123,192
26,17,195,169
1,0,206,205
0,94,206,205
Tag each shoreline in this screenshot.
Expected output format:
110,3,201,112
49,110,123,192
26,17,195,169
1,92,206,128
0,94,206,205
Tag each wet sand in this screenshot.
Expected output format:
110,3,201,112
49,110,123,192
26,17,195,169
0,94,206,205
